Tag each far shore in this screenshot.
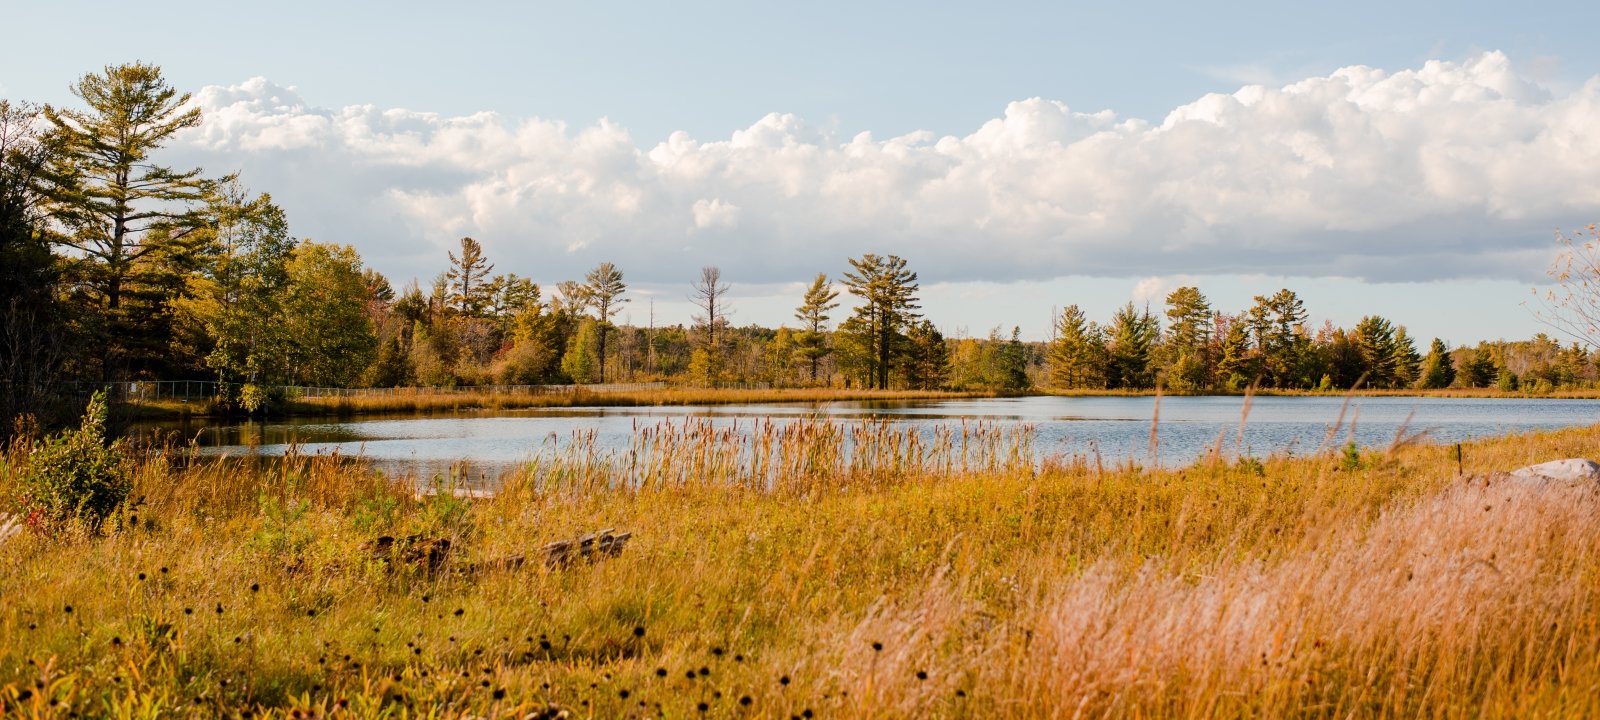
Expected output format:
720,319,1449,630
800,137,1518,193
109,383,1600,423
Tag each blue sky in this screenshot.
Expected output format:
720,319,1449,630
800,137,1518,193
5,1,1600,345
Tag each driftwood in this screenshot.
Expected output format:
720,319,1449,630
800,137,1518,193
363,534,455,573
361,529,631,575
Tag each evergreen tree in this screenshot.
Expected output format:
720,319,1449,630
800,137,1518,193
996,326,1030,391
38,63,214,377
840,254,920,389
1461,345,1498,388
1248,289,1310,387
582,262,628,383
794,273,839,383
1163,286,1213,390
1048,305,1104,389
445,237,494,316
903,320,951,390
1106,303,1158,389
1216,319,1256,390
1419,338,1456,389
1353,315,1399,388
1391,326,1423,388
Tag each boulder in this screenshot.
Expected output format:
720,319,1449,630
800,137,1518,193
1507,458,1600,485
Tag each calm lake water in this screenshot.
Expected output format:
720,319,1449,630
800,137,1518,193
132,396,1600,479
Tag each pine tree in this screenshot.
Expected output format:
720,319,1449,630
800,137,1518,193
1391,326,1423,387
583,262,628,384
1163,286,1213,390
903,320,951,390
445,237,494,316
1048,305,1104,389
840,254,920,389
1419,338,1456,389
1106,303,1158,389
1353,315,1399,388
1216,320,1256,390
39,63,215,378
794,273,839,383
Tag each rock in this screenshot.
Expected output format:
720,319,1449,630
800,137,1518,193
1507,458,1600,485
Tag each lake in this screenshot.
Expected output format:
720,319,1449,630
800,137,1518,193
132,395,1600,479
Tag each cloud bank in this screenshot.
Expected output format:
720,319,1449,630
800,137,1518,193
172,52,1600,286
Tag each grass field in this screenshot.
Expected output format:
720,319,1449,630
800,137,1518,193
2,413,1598,718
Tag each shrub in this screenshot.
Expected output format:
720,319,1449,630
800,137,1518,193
17,391,131,530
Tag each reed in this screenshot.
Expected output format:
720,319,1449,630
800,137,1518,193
2,414,1598,717
283,386,993,418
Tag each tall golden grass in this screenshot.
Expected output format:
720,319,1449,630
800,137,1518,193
1,414,1598,717
290,387,992,417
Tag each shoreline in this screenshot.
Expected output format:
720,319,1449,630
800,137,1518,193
114,384,1600,423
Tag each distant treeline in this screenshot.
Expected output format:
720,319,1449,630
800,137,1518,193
2,64,1595,428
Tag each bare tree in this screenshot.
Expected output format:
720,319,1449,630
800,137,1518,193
690,266,733,351
1532,223,1600,349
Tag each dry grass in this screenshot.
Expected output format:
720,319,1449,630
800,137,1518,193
285,387,992,418
1,416,1598,718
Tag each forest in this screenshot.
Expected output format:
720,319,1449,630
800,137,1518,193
4,63,1598,427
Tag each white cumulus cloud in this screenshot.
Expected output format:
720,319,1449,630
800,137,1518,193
168,52,1600,287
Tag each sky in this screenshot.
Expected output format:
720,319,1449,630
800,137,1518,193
5,0,1600,345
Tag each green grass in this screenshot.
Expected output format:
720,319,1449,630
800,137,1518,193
2,417,1599,717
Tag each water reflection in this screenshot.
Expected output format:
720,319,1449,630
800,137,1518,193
129,395,1600,479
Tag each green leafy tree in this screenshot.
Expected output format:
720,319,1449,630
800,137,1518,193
174,182,295,389
561,319,600,384
1419,338,1456,389
794,273,839,383
840,254,920,389
18,392,130,531
281,241,377,386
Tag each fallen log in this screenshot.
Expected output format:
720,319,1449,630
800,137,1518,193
360,528,631,575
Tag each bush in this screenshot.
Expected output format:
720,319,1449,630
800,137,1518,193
17,391,131,530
